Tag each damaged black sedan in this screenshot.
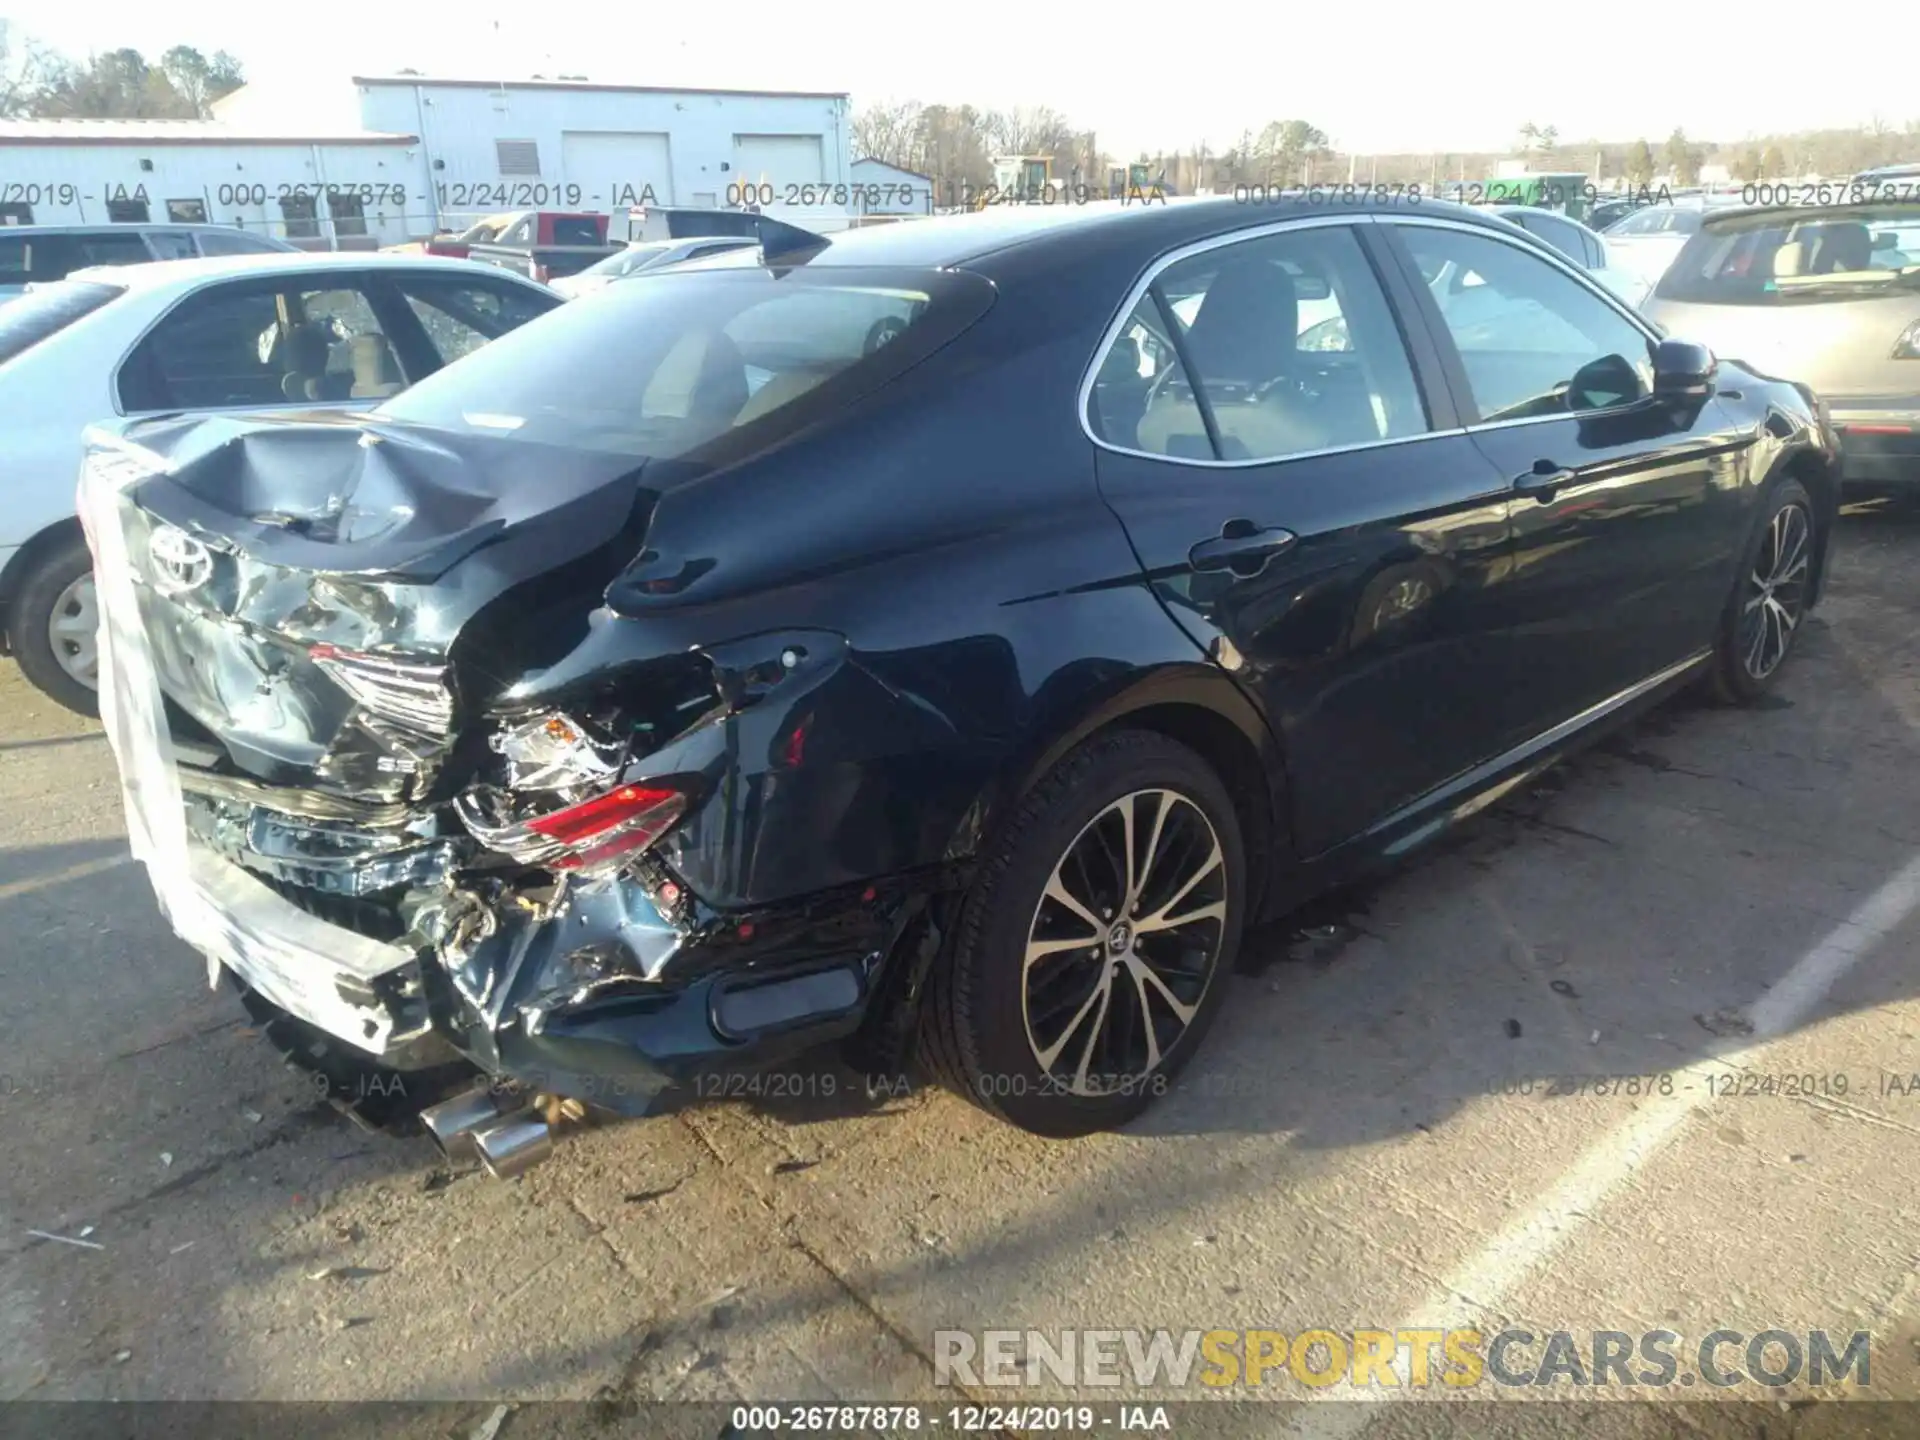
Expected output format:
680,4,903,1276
80,198,1838,1169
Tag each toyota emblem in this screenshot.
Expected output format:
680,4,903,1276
147,524,213,596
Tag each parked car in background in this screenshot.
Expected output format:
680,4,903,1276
549,236,761,299
1644,200,1920,489
0,252,561,714
1,224,297,299
625,205,768,244
1587,196,1648,234
1488,204,1652,306
1598,197,1751,298
1852,163,1920,194
78,197,1836,1166
465,211,616,285
385,214,514,261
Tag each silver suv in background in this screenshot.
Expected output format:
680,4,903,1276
1,225,298,299
1643,201,1920,489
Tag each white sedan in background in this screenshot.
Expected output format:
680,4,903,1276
0,252,560,714
1486,204,1652,306
1595,197,1754,301
548,235,761,299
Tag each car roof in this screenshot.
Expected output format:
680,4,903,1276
62,249,546,290
1697,198,1920,231
1489,203,1594,231
1,223,284,237
721,195,1517,273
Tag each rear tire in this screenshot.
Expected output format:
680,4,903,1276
921,730,1245,1138
11,534,100,718
1710,479,1814,705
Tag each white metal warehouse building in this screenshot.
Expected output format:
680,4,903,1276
0,75,853,247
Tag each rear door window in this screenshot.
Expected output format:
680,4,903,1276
2,233,84,284
118,276,401,411
1090,226,1429,461
146,230,198,260
392,274,559,364
75,231,154,268
1,231,152,283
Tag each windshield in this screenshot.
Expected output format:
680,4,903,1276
0,280,123,366
1654,204,1920,304
376,265,995,460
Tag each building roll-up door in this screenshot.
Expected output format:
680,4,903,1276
732,134,826,197
561,131,674,208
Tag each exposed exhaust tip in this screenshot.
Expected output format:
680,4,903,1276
471,1109,555,1180
419,1087,503,1165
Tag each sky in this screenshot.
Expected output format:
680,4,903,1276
5,0,1915,160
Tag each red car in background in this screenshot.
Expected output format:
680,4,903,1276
388,212,609,263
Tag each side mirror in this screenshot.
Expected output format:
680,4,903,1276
1568,353,1646,410
1651,337,1716,402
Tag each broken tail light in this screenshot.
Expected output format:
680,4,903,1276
456,772,688,876
528,783,686,876
309,644,454,737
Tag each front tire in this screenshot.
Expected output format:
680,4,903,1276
1711,479,1814,704
11,533,100,718
922,730,1245,1138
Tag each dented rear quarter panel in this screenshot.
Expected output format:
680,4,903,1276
508,316,1251,912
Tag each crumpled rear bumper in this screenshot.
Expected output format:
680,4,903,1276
78,426,939,1121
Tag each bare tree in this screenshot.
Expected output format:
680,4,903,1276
1252,120,1329,185
983,105,1073,159
852,100,924,167
0,19,60,118
1625,139,1656,187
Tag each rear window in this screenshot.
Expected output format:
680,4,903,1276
376,265,994,460
1654,204,1920,305
1608,207,1701,238
1,231,149,284
0,280,123,365
549,216,604,247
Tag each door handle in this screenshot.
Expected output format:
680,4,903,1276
1188,522,1298,576
1512,460,1575,503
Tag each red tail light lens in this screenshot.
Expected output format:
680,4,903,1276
526,784,686,874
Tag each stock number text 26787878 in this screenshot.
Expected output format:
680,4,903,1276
727,182,920,208
214,183,409,207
